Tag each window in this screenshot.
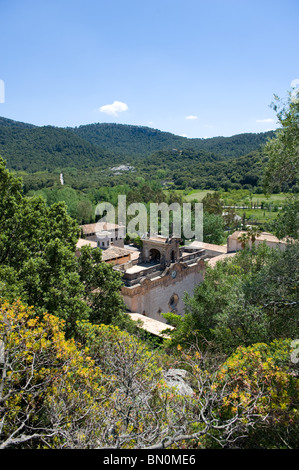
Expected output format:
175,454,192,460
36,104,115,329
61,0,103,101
168,293,179,313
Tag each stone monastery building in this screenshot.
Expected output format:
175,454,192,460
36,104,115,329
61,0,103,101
77,224,287,332
77,223,230,326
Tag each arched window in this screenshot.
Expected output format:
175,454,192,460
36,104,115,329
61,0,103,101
168,293,179,313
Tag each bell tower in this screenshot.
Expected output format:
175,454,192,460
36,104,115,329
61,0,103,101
141,235,181,267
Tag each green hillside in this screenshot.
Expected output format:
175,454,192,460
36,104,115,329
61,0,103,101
70,122,275,159
0,116,275,174
0,116,36,129
134,148,267,191
194,131,275,158
0,116,279,193
0,118,116,172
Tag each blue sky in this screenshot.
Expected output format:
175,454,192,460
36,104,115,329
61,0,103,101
0,0,298,138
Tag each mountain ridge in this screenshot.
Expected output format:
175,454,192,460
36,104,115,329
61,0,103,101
70,122,275,159
0,116,275,173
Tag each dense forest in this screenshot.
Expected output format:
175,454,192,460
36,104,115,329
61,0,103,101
1,116,294,230
0,116,280,195
16,150,270,195
70,122,275,159
0,120,116,172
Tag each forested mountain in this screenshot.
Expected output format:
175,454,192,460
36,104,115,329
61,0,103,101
0,119,116,172
0,115,278,195
0,116,36,129
138,148,267,191
19,148,268,194
0,116,275,174
70,122,275,160
194,131,275,158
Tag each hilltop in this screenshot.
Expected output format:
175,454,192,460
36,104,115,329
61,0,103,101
0,116,278,193
0,118,116,172
0,116,275,174
70,122,275,160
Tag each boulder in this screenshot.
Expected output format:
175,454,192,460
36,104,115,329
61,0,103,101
163,369,194,396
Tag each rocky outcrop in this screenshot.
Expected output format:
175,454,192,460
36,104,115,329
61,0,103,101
163,369,194,396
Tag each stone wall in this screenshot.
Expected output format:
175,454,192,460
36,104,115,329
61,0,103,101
121,259,205,323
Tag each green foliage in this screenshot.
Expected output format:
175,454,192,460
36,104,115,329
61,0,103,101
268,194,299,239
0,156,23,223
166,244,299,353
203,212,226,245
0,300,109,449
0,156,128,337
263,91,299,192
0,121,116,172
75,320,163,380
0,116,279,194
71,122,275,160
202,191,223,215
0,300,175,449
30,185,94,223
212,339,299,448
1,297,298,449
77,245,129,328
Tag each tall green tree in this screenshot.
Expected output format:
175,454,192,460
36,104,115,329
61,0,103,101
203,212,226,245
269,194,299,239
202,191,223,215
0,156,128,337
0,157,23,226
77,245,130,328
263,89,299,191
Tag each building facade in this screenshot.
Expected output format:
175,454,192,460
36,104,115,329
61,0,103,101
80,222,125,248
115,235,206,323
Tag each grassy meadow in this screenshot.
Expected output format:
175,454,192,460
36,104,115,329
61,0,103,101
168,188,291,227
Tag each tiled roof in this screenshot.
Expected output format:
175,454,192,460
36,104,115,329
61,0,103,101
207,252,237,267
80,222,121,234
101,246,132,261
188,241,227,253
76,238,97,249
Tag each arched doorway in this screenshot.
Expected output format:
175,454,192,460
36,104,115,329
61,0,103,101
149,248,161,262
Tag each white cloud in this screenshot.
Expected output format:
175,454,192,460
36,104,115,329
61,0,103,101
99,101,128,116
185,115,198,120
256,118,275,123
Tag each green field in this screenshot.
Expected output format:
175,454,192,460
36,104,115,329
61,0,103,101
169,189,290,227
184,189,214,202
234,208,279,225
184,189,290,205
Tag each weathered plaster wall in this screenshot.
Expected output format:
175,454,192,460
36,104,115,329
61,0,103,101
121,259,205,323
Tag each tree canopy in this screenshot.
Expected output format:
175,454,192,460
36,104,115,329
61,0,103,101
1,299,297,449
164,243,299,353
263,90,299,192
0,156,130,337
